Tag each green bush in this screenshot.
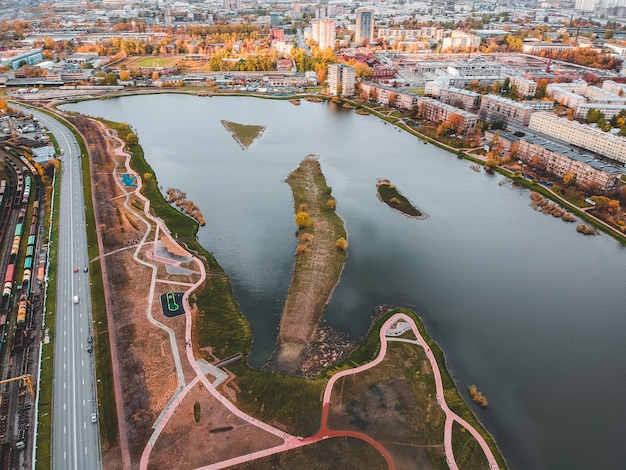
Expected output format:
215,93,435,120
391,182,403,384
194,402,201,422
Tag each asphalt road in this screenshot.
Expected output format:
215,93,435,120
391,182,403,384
15,106,101,470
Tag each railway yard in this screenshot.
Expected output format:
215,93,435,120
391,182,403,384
0,144,46,470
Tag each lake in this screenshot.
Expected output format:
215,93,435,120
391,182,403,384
65,94,626,469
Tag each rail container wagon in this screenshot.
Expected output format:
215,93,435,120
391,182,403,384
16,295,27,326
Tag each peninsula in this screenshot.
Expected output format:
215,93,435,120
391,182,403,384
271,155,347,373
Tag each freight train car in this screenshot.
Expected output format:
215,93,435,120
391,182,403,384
3,265,14,296
16,295,27,326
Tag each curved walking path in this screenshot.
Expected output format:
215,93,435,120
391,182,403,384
94,124,307,469
319,313,499,470
96,122,499,470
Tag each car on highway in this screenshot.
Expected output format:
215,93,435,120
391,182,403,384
73,295,79,304
74,267,78,273
91,413,97,423
86,344,93,353
84,266,88,273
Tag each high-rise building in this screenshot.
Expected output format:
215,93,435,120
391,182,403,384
311,19,336,50
355,8,375,44
575,0,597,10
327,64,355,97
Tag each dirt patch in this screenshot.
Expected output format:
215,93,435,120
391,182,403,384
73,116,230,467
148,383,283,469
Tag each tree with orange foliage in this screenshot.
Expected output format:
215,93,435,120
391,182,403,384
563,169,576,186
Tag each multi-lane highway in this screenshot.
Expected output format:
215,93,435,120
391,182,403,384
15,106,101,469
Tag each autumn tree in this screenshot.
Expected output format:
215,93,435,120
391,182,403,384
335,237,348,251
448,113,464,134
368,87,377,102
125,132,138,145
354,62,373,79
388,92,397,108
436,120,452,136
295,211,312,228
325,199,336,210
563,169,576,186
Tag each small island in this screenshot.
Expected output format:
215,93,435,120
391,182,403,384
376,179,427,219
220,119,266,149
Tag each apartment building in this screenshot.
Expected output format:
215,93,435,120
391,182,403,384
439,87,481,112
511,76,537,97
424,77,450,97
528,112,626,165
417,97,478,133
311,18,335,50
377,27,444,42
517,135,621,192
547,80,588,95
442,31,480,51
327,63,355,97
552,89,586,109
359,82,419,110
479,94,534,126
355,8,375,44
524,100,554,111
575,103,626,119
584,86,617,100
602,80,626,95
521,42,574,54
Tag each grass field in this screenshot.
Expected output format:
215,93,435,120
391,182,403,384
132,57,178,68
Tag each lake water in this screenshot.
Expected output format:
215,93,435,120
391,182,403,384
64,95,626,469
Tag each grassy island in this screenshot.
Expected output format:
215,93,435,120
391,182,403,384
377,179,426,219
271,155,348,374
220,119,265,149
